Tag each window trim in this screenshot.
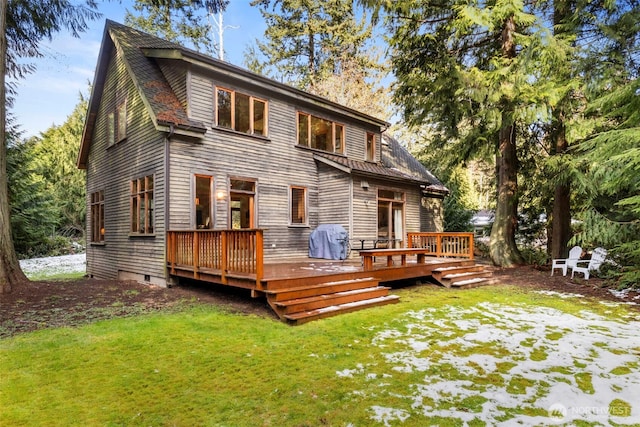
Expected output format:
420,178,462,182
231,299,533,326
215,86,268,136
296,112,345,154
130,175,155,235
289,186,308,227
90,190,105,243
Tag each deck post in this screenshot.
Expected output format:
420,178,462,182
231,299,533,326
221,230,228,284
255,229,264,288
193,231,200,279
436,234,442,257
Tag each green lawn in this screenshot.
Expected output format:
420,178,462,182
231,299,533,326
2,284,639,426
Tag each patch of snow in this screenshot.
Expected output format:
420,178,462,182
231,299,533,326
340,302,640,426
370,406,410,427
609,288,640,302
535,290,585,299
19,253,86,277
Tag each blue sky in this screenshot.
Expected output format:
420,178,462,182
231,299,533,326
11,0,265,138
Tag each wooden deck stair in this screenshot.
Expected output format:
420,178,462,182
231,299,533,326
265,277,399,325
431,263,494,289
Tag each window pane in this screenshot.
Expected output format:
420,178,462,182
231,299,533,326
107,112,115,146
217,89,232,128
291,187,306,224
235,92,250,133
146,190,154,233
116,101,126,141
297,113,309,146
195,175,212,229
335,124,344,153
253,99,266,136
366,133,375,161
310,116,331,151
230,179,255,192
91,190,105,243
132,196,139,233
379,190,395,200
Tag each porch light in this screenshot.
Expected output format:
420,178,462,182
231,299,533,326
216,190,225,200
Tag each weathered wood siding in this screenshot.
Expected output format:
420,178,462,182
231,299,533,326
317,163,351,233
167,66,424,259
86,46,440,279
169,69,328,260
85,47,167,284
351,177,423,244
421,196,445,232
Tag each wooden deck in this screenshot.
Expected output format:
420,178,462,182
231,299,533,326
167,230,491,324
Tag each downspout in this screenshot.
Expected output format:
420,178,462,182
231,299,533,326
164,124,174,285
165,124,174,231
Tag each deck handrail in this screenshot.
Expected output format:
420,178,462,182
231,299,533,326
406,232,474,260
167,229,264,286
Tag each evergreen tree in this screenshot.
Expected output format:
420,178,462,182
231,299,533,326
361,0,569,266
572,77,640,287
7,135,59,257
1,0,100,293
248,0,386,114
125,0,229,56
32,96,88,239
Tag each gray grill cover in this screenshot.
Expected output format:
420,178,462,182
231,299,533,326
309,224,348,260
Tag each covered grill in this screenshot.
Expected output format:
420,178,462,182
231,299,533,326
308,224,349,260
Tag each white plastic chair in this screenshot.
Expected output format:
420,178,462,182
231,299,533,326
551,246,582,276
571,247,607,280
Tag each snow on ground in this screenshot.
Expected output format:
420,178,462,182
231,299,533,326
339,302,640,426
19,253,86,277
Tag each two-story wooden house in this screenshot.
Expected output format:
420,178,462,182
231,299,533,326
78,22,484,323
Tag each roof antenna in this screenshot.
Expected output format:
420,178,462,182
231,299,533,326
210,9,239,61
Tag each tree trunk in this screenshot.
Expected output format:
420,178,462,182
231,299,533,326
550,119,571,259
0,0,28,294
490,120,524,266
489,15,524,267
549,0,572,260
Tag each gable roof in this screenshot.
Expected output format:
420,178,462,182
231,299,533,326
313,135,448,195
78,20,390,169
381,135,449,195
78,21,207,168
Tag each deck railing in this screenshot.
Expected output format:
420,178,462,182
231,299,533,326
166,229,264,285
406,232,474,259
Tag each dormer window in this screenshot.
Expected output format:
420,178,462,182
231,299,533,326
366,132,375,162
215,87,267,136
297,112,344,154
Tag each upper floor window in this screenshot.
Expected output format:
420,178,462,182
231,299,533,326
297,112,344,154
131,175,154,234
216,87,267,136
116,98,127,141
366,132,375,162
90,190,104,243
107,97,127,146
